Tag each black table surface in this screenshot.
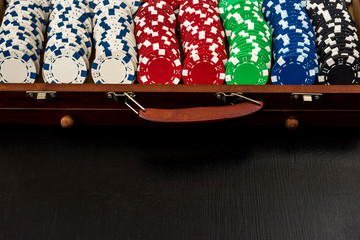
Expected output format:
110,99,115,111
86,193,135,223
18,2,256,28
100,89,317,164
0,124,359,240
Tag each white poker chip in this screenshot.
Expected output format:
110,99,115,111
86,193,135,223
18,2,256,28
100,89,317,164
47,22,92,58
49,6,92,35
93,0,134,16
91,50,136,84
43,48,88,84
0,40,41,73
45,40,89,70
0,48,37,83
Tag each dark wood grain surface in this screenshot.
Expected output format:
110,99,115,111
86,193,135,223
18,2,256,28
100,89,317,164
0,125,359,240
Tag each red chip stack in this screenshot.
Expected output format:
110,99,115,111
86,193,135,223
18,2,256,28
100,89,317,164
179,0,227,84
135,1,182,84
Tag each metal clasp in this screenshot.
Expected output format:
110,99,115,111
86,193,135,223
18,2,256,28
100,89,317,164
106,92,146,114
26,91,57,102
292,93,322,102
216,92,262,106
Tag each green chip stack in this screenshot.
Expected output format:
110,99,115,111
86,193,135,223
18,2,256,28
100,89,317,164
219,0,272,85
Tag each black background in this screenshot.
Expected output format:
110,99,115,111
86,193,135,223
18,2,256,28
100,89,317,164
0,124,360,240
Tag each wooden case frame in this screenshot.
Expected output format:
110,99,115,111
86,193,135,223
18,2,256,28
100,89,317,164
0,0,360,128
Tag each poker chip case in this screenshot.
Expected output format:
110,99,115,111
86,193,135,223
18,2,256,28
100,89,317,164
0,0,360,129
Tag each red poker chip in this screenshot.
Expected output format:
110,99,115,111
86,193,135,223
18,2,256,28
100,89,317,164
178,2,219,24
181,28,225,48
184,44,227,61
138,35,180,53
182,52,225,85
139,42,180,58
180,0,218,9
138,49,182,84
136,18,176,35
179,15,223,33
135,7,176,27
181,22,225,39
138,1,176,20
136,29,178,46
144,0,181,11
136,23,176,37
135,12,176,30
184,40,226,52
184,39,226,55
186,49,227,66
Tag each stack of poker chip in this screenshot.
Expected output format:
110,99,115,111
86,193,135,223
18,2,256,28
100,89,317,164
306,0,360,85
0,0,49,83
262,0,318,85
43,0,92,84
135,1,182,84
219,0,272,85
179,0,226,85
91,0,139,84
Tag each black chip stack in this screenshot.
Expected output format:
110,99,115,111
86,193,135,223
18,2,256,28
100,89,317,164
306,0,360,85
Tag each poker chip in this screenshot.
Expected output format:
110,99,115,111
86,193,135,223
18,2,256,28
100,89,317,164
306,0,360,85
262,0,318,85
0,0,49,83
135,1,181,84
43,0,92,84
92,0,137,84
179,0,226,85
219,0,271,85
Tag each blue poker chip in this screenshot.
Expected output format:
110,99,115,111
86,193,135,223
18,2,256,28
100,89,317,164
43,47,88,84
0,48,37,83
271,54,317,85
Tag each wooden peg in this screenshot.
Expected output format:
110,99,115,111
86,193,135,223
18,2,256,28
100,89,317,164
60,115,74,128
285,117,299,130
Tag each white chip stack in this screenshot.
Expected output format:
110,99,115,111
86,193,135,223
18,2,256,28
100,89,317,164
0,0,49,83
91,0,139,84
42,0,92,84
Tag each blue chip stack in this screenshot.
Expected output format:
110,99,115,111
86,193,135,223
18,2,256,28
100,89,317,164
91,0,139,84
262,0,319,85
42,0,92,84
0,0,49,83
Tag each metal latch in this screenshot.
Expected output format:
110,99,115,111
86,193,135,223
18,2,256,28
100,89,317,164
291,93,322,102
26,91,57,102
106,92,146,114
216,92,262,106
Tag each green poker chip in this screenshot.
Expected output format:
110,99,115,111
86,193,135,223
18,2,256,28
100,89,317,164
225,53,269,85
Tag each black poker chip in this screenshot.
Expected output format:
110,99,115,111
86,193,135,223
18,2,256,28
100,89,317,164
306,0,360,85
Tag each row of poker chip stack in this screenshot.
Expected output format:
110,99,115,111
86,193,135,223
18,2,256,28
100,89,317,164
91,0,139,84
219,0,272,85
179,0,226,84
134,0,182,84
0,0,49,83
306,0,360,85
43,0,92,84
262,0,318,85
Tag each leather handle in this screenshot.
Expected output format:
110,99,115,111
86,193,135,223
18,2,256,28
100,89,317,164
138,101,264,123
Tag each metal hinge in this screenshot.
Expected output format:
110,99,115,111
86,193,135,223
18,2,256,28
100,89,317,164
106,92,146,114
26,91,57,102
291,93,322,102
216,92,262,106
